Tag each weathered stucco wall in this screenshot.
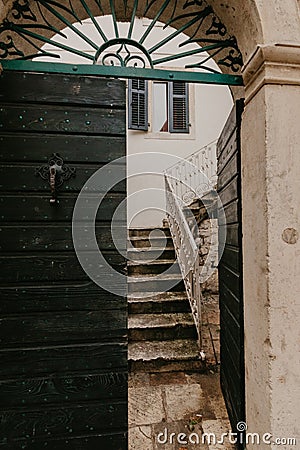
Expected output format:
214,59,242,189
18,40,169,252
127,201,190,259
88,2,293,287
266,82,300,442
242,40,300,450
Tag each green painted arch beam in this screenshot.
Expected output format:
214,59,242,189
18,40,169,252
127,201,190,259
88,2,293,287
0,60,243,86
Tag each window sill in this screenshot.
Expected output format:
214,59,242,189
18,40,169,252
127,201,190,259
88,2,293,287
144,130,195,140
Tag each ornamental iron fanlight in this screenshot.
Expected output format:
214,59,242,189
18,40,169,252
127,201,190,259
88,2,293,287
0,0,243,75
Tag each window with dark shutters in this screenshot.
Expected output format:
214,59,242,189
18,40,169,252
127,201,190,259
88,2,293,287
128,79,148,130
128,80,189,134
169,81,189,133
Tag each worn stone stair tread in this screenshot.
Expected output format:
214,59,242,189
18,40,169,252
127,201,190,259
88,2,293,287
128,245,174,252
128,339,199,362
128,292,191,315
128,235,170,241
127,259,177,266
127,247,175,258
129,227,170,237
127,247,175,261
128,273,183,281
128,291,187,301
128,312,194,329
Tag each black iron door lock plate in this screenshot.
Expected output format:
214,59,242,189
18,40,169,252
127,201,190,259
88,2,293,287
36,153,76,204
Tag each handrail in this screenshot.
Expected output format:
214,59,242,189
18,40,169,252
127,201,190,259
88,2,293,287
164,140,218,354
165,140,217,205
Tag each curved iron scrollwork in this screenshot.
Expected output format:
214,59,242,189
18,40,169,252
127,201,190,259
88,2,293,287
0,0,243,74
94,39,154,68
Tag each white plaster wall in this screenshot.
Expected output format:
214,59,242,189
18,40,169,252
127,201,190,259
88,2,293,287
39,16,233,228
128,81,232,228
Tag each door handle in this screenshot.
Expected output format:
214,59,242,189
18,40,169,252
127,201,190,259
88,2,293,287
49,164,57,204
36,153,76,204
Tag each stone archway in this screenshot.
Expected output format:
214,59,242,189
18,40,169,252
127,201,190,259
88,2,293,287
1,1,300,449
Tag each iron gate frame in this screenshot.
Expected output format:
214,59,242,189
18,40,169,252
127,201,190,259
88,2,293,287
1,59,243,85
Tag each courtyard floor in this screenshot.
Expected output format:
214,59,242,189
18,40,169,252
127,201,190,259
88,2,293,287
129,369,235,450
129,295,235,450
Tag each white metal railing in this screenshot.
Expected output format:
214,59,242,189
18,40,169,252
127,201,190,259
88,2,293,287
164,140,217,352
165,140,217,205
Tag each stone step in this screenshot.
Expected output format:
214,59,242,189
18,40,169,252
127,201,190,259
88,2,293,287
127,226,200,372
128,274,185,293
127,259,180,276
128,235,173,248
128,291,190,314
129,339,205,372
128,312,197,341
129,227,171,238
127,246,175,261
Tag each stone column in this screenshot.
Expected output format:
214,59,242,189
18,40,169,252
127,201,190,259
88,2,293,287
242,44,300,449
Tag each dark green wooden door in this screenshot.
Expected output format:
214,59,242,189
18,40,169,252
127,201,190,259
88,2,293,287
0,71,127,449
217,100,245,446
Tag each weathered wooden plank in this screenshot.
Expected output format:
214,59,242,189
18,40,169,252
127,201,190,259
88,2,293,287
218,280,240,322
0,343,127,379
217,105,237,157
217,153,238,190
0,401,127,442
0,433,127,449
0,193,126,222
0,310,126,347
217,129,237,171
221,245,240,271
0,282,126,314
220,303,241,352
0,164,126,193
220,200,238,225
0,72,126,108
221,374,241,435
218,176,238,207
220,338,242,399
219,223,239,247
219,262,240,298
218,130,238,173
0,133,125,163
220,337,240,396
220,361,242,420
221,365,241,415
0,253,125,283
0,224,127,253
0,105,126,135
0,372,127,408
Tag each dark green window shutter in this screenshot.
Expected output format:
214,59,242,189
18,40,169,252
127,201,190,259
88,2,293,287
169,81,189,133
128,79,148,131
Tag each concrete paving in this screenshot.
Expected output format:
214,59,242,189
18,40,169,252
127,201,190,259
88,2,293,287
129,370,236,450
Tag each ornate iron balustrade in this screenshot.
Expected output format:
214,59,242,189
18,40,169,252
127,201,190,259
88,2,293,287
165,175,202,349
164,140,217,353
165,140,217,205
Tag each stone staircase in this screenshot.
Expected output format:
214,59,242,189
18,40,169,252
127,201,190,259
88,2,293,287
128,227,205,372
